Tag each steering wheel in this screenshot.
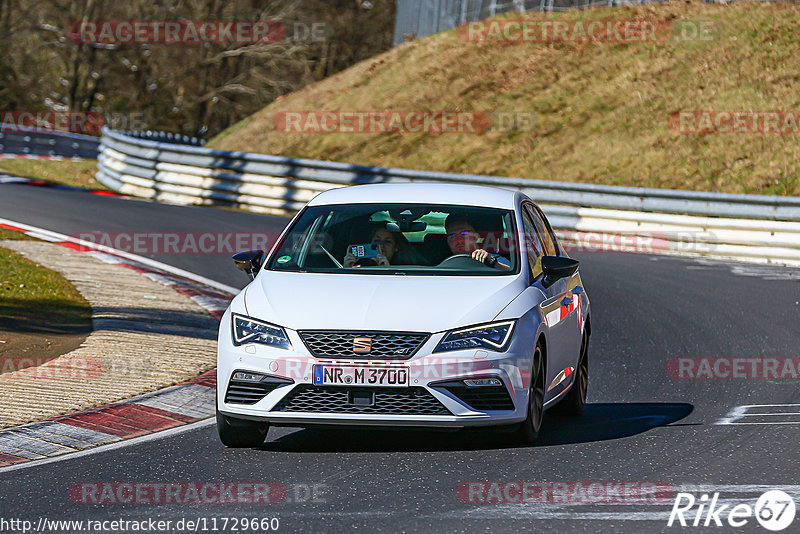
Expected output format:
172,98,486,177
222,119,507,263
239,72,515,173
436,254,486,269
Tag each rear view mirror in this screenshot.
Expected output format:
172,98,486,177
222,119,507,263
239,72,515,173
232,250,264,280
386,221,427,233
541,256,579,288
385,209,427,233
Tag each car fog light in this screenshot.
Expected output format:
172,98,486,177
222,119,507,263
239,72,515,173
232,371,265,382
463,377,503,387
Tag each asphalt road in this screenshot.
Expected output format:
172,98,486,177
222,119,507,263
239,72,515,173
1,183,800,533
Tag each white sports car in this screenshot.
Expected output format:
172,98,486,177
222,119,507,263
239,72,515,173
216,183,591,446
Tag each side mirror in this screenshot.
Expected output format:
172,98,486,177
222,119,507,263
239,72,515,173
232,250,264,280
541,256,579,288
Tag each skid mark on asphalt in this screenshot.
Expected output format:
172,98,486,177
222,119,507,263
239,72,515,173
429,485,800,522
717,404,800,425
690,258,800,281
652,255,800,281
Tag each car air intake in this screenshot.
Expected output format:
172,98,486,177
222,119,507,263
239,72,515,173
224,374,293,405
432,380,515,411
272,385,451,415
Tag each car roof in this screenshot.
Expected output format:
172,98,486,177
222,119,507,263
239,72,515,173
308,183,524,209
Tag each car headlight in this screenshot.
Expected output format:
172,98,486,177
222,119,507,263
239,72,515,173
232,313,292,349
433,320,516,353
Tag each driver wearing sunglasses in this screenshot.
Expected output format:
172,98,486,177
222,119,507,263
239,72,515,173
444,219,511,270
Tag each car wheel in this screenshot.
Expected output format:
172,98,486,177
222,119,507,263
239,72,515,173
515,344,545,444
216,407,269,448
554,329,589,416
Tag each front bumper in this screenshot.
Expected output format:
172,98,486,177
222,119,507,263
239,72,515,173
217,310,537,429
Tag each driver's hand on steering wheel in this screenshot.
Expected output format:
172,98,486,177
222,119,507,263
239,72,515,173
471,249,491,264
472,249,510,270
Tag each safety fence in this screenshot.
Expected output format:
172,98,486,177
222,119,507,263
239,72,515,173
393,0,759,46
0,126,100,159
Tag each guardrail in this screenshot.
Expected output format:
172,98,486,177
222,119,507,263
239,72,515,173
0,126,100,159
97,127,800,267
123,130,206,146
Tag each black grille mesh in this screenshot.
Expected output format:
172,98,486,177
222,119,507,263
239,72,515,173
298,331,428,359
272,385,451,415
437,385,515,411
224,380,282,405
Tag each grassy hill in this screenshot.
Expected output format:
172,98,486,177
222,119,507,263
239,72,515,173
209,1,800,196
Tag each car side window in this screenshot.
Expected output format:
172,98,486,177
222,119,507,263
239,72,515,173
531,204,561,256
521,209,544,281
525,204,557,257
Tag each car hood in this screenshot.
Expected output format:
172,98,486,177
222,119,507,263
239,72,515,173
243,271,525,332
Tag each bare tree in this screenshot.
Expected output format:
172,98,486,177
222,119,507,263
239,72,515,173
0,0,395,136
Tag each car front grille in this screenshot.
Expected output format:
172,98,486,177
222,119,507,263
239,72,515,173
272,385,451,415
298,331,429,359
435,384,515,411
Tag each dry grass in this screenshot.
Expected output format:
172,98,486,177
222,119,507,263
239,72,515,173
0,228,35,241
0,245,92,326
210,1,800,196
0,159,105,190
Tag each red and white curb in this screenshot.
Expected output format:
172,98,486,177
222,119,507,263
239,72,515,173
0,218,237,296
0,219,237,467
0,154,85,161
0,174,30,184
0,372,217,466
78,250,231,321
0,170,125,197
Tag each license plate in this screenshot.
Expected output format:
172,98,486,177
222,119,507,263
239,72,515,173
313,365,408,387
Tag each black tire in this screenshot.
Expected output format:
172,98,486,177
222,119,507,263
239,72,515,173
515,344,545,444
554,329,589,416
216,408,269,448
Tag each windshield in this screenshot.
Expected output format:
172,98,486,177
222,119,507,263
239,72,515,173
267,203,520,276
